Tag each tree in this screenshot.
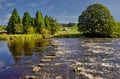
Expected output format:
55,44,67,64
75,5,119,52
78,3,115,37
67,23,77,27
44,15,50,31
14,18,23,34
22,11,31,33
48,17,60,35
30,18,35,27
35,11,45,33
7,8,21,34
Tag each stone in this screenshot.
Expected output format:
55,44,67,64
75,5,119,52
44,55,56,59
40,59,52,62
33,66,41,72
24,76,36,79
38,63,47,67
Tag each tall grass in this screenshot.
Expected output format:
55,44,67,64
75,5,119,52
0,34,43,40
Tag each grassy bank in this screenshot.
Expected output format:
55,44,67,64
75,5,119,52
0,26,81,40
53,25,82,38
0,34,43,40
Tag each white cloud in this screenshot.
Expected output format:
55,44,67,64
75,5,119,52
64,15,78,19
56,12,78,23
2,14,12,20
61,12,67,16
61,12,77,19
6,3,15,7
0,14,11,25
48,5,55,11
29,3,37,7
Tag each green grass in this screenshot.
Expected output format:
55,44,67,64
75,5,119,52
54,25,81,38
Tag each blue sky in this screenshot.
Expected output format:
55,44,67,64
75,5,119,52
0,0,120,25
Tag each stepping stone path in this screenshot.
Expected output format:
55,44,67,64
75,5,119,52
24,39,59,79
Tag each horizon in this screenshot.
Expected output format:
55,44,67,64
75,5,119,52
0,0,120,25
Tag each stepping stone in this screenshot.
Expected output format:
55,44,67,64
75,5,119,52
47,53,56,56
38,63,47,67
33,66,41,72
24,76,36,79
43,55,56,59
40,59,52,62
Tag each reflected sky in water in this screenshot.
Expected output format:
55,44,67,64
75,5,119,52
0,42,15,67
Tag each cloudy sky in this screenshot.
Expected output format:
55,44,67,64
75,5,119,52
0,0,120,25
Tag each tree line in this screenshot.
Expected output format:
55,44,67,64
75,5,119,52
7,8,60,36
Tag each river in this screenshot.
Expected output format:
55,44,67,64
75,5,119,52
0,38,120,79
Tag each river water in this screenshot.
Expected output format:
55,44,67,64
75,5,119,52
0,38,120,79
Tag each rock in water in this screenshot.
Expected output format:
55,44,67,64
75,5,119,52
33,66,41,72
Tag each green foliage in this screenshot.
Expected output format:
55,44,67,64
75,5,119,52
78,3,115,37
41,29,50,38
48,17,60,35
35,11,45,33
22,12,32,33
44,15,50,31
14,18,23,34
7,8,21,34
0,26,7,33
67,23,77,27
110,22,120,37
27,26,36,34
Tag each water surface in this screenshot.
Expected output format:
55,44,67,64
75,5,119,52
0,38,120,79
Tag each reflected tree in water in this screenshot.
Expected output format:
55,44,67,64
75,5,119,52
8,39,50,64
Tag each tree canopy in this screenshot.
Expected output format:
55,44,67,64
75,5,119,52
78,3,115,37
35,11,45,33
7,8,21,34
22,11,32,33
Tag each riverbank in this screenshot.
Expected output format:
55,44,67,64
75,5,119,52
0,34,43,40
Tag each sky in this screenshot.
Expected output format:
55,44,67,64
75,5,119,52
0,0,120,25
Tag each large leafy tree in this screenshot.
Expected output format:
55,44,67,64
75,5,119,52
7,8,21,34
78,3,115,37
35,11,45,33
22,11,31,33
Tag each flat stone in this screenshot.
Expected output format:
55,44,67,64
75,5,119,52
38,63,47,67
33,66,41,72
44,55,56,59
40,59,52,62
46,53,56,56
24,76,36,79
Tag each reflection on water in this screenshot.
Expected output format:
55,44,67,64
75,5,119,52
0,39,50,67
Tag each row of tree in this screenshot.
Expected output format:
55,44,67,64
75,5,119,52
7,8,60,35
78,3,120,37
